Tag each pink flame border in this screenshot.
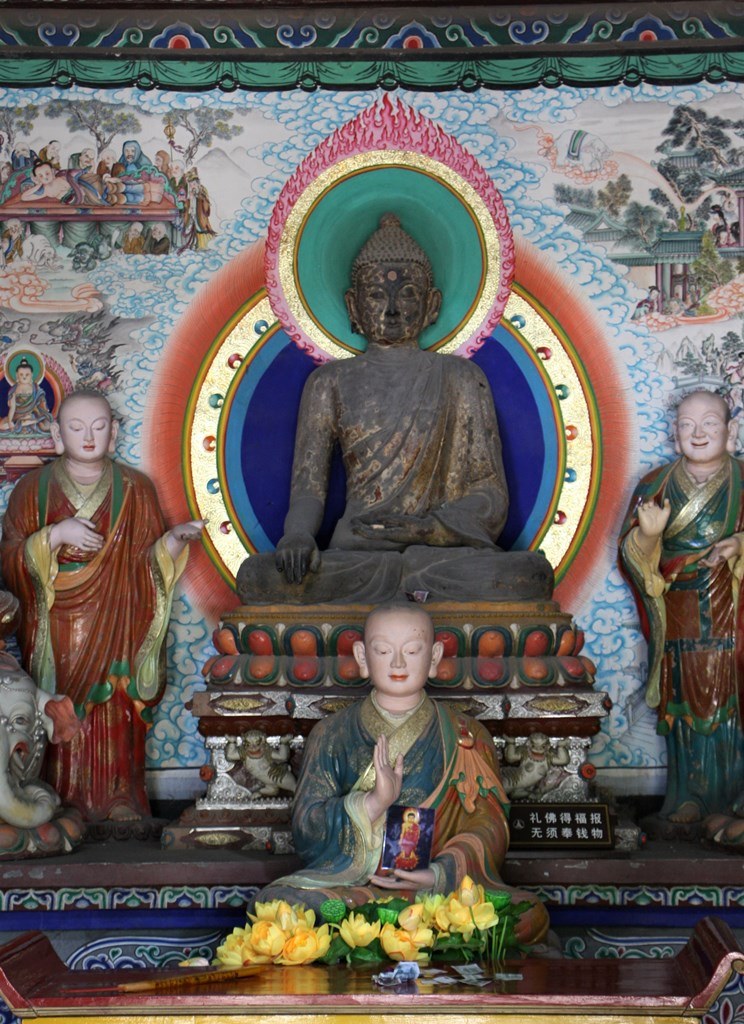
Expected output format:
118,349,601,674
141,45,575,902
264,94,514,361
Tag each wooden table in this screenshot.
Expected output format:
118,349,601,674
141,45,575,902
0,917,742,1023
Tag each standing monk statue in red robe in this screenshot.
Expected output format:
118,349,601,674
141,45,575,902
0,390,204,822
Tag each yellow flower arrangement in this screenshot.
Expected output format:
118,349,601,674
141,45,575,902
215,901,331,968
215,875,531,970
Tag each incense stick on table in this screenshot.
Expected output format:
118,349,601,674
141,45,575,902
67,963,267,994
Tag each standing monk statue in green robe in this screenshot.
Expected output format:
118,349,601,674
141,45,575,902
237,213,553,604
255,602,550,949
620,390,744,825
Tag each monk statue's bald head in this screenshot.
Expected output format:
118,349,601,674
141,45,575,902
353,602,443,711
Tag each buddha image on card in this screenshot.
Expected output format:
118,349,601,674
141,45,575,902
379,805,435,874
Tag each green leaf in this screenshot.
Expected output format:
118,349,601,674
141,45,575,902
349,940,386,965
320,936,352,965
485,890,513,911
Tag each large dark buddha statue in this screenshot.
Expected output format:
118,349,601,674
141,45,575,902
237,214,553,604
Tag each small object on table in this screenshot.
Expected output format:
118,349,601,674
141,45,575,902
372,961,420,987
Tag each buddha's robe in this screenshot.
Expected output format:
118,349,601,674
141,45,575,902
0,458,186,821
257,694,549,948
238,345,553,603
619,455,744,817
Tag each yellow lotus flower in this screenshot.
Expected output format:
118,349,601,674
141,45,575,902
434,897,474,938
398,903,426,933
418,893,446,928
379,923,433,961
251,899,285,923
238,945,273,965
471,902,499,931
292,904,317,930
457,875,486,908
277,924,331,966
250,920,288,958
275,900,300,931
339,912,381,948
215,927,250,967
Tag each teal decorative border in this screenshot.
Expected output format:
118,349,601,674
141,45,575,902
2,51,744,91
528,884,744,909
1,884,258,912
0,6,742,89
1,881,742,912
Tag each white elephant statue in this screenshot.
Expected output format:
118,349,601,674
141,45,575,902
0,651,80,829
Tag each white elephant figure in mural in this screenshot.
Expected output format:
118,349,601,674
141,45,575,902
546,128,614,176
0,653,80,828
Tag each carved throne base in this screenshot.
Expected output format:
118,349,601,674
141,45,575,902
162,600,610,852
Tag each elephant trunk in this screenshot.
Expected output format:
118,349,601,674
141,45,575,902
0,731,59,829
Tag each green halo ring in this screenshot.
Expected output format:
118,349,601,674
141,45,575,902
5,349,44,384
295,164,487,354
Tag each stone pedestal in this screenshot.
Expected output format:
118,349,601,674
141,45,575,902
162,600,610,852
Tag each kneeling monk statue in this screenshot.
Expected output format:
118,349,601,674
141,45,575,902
255,603,549,948
237,213,553,604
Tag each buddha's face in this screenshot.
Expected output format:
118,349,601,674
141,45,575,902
346,263,441,348
52,395,117,462
353,608,443,706
16,368,33,386
674,392,736,465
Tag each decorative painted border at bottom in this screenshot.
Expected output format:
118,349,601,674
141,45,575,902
0,884,258,913
529,884,744,910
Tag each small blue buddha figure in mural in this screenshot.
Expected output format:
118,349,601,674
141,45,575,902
0,355,52,434
237,213,553,605
620,390,744,827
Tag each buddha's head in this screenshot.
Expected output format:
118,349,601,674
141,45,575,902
345,214,442,349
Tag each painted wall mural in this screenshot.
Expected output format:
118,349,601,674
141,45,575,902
3,78,744,792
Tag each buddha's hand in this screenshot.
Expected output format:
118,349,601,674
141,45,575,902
275,532,321,584
636,498,671,539
351,512,436,544
48,517,103,553
369,867,436,890
700,535,743,567
364,733,403,823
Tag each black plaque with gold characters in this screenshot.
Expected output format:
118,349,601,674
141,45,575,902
508,803,614,849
